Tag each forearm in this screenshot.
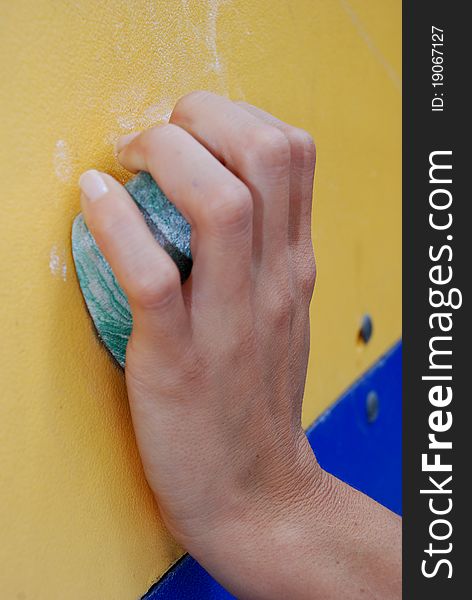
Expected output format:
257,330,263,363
184,435,402,600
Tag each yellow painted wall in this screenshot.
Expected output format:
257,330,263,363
0,1,401,598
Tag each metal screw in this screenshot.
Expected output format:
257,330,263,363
366,391,379,423
359,314,373,344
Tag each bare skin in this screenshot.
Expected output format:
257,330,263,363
79,91,401,599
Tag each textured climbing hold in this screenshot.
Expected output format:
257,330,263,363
72,171,192,367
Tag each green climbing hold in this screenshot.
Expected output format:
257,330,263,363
72,171,192,367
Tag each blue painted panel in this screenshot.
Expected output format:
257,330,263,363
143,556,236,600
307,340,402,516
142,341,402,600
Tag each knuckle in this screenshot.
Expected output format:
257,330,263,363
130,263,180,310
171,90,212,122
244,126,291,170
141,123,179,152
268,287,293,327
287,127,316,166
205,183,253,232
295,244,317,298
300,256,317,298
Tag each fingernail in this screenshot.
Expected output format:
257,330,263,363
115,131,140,155
79,170,108,201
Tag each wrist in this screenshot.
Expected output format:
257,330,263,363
178,430,331,599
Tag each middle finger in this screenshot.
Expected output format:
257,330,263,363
170,91,291,272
